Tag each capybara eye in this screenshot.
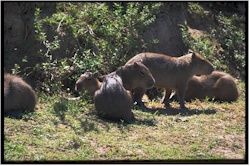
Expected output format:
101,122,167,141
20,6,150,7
140,71,145,75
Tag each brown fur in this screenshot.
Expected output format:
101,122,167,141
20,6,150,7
75,72,101,96
171,71,239,102
4,74,37,113
126,52,214,108
75,72,150,101
94,62,155,123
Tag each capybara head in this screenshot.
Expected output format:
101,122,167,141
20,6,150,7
75,72,101,96
190,52,214,75
4,74,36,114
120,62,155,90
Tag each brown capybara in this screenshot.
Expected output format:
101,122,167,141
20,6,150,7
170,71,239,102
75,71,150,103
126,51,214,108
75,72,101,96
4,74,37,114
94,62,155,123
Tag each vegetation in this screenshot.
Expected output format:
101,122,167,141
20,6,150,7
4,2,246,163
31,2,162,94
4,82,245,162
181,2,245,80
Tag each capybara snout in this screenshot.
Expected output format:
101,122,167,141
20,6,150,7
75,72,101,96
192,52,214,75
75,72,97,91
147,78,155,88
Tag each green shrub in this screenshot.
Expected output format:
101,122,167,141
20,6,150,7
33,2,162,94
181,2,245,80
212,12,245,79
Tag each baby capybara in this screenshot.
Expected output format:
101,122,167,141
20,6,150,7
4,74,36,114
126,51,214,108
170,71,239,102
75,72,101,96
94,62,155,123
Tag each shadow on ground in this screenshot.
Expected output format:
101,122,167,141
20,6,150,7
142,106,216,116
52,98,216,134
4,110,34,119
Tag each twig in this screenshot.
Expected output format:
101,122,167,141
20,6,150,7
57,15,66,33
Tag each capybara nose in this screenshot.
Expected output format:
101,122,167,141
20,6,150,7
210,65,214,73
206,64,214,75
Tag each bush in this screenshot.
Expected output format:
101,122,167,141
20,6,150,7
32,2,162,94
181,2,245,80
212,12,245,79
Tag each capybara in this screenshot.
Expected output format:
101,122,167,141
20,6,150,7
4,74,36,114
94,62,155,123
75,71,150,103
170,71,239,102
126,51,214,108
75,72,101,96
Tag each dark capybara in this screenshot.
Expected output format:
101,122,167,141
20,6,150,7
94,62,155,123
170,71,239,102
4,74,37,114
126,51,214,108
75,72,101,96
75,71,150,103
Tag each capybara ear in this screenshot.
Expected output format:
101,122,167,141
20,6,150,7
133,62,140,68
93,73,98,78
191,52,196,58
98,74,106,81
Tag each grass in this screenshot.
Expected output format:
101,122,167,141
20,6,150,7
3,81,246,163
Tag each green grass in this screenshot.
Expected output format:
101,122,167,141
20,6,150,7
4,82,246,162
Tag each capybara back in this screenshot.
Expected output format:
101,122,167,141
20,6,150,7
94,73,134,123
4,74,36,114
94,62,155,122
126,52,214,108
171,71,238,102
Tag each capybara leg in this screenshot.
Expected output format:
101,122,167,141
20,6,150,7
176,86,187,109
124,111,135,124
162,88,172,107
133,87,147,108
